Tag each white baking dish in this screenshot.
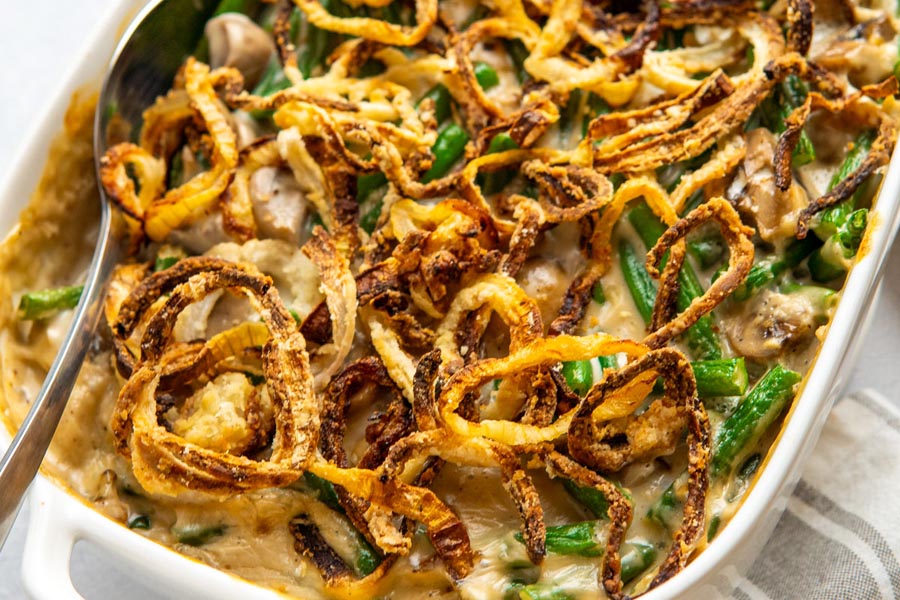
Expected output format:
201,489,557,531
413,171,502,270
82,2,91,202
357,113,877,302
2,2,900,598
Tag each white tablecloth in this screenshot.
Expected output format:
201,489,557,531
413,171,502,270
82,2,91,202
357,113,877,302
2,2,900,598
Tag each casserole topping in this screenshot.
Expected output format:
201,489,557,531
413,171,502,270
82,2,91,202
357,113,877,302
2,0,900,598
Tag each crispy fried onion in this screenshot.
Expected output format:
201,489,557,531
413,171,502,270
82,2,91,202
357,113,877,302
222,136,281,241
111,259,317,493
771,78,899,237
292,0,437,46
644,198,754,349
99,58,240,242
109,256,476,579
567,347,709,596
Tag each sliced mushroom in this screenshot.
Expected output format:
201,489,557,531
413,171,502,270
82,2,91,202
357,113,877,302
167,211,232,254
725,289,817,359
731,129,808,243
813,17,898,87
250,166,308,245
205,13,275,90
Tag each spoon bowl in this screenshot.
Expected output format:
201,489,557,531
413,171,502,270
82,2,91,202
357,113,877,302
0,0,231,550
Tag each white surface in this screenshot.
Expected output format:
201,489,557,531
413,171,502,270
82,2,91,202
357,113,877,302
1,1,900,598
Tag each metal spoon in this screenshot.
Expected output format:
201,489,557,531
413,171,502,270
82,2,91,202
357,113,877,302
0,0,230,549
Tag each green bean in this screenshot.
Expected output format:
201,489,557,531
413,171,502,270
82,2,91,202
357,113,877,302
504,39,531,84
17,285,84,320
422,123,470,183
620,541,657,584
506,584,573,600
562,479,609,519
808,208,868,282
646,480,681,532
172,524,226,546
692,358,749,398
619,239,658,323
303,472,344,512
813,130,876,240
481,132,520,194
591,280,606,305
154,256,180,272
417,84,453,124
711,364,801,477
127,514,151,530
779,76,816,167
356,172,388,202
706,515,721,542
687,235,726,270
360,200,383,234
731,236,821,300
515,521,604,557
353,532,381,576
302,475,382,575
561,360,594,396
474,61,500,90
626,203,722,360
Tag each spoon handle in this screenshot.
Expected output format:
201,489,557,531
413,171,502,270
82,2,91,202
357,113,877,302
0,206,123,550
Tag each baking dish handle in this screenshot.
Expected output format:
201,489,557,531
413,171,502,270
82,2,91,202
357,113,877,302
21,477,84,599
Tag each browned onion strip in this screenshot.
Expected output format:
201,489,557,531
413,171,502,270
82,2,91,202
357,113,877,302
775,78,898,192
308,460,474,580
786,0,813,56
111,257,243,376
379,429,547,565
438,334,650,444
585,71,734,155
521,161,614,223
643,198,754,350
142,59,242,241
290,515,355,583
797,108,896,237
98,143,167,245
111,260,318,495
320,356,410,549
222,136,281,241
302,227,358,390
569,348,710,595
529,447,633,600
292,0,438,46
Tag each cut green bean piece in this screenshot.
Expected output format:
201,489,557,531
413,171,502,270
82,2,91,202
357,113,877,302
474,61,500,90
731,236,821,300
506,584,573,600
646,481,680,531
620,541,657,584
619,239,657,323
693,358,748,398
707,514,721,542
562,479,609,519
17,285,84,320
354,533,381,576
809,208,868,282
627,202,722,360
155,256,179,272
504,39,531,84
711,364,801,477
591,280,606,304
422,123,470,183
356,172,388,202
172,524,226,546
418,84,453,124
303,472,344,512
514,521,604,557
360,199,383,234
481,132,520,194
561,360,593,396
813,130,876,240
128,514,151,530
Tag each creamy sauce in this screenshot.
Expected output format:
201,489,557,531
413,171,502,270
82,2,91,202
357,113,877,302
0,3,893,597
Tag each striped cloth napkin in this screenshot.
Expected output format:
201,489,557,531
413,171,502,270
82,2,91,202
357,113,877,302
732,390,900,600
